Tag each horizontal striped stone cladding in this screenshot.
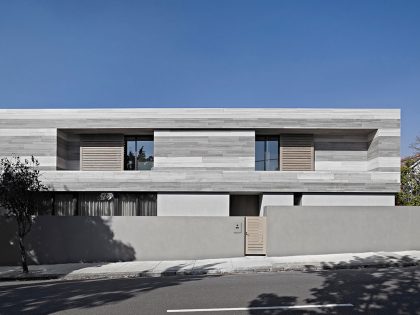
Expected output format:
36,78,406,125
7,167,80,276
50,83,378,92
57,130,67,170
367,136,400,159
57,131,80,170
154,130,255,170
40,170,400,193
0,109,400,129
67,135,81,170
0,128,57,170
367,129,400,172
314,135,368,171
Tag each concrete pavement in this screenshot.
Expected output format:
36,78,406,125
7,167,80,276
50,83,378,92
1,250,419,281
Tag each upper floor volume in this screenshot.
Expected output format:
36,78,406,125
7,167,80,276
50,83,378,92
0,108,400,194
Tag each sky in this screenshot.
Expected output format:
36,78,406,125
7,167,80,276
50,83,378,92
0,0,419,156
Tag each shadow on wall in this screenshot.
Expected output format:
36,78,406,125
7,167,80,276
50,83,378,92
248,256,420,315
0,216,135,265
0,264,221,314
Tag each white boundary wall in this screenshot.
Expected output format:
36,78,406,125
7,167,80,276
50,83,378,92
157,193,230,216
0,216,244,265
301,194,395,206
266,206,420,256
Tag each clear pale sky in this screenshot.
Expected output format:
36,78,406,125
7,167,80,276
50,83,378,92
0,1,419,156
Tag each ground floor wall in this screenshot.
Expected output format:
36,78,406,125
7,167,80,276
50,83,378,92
17,192,398,217
157,193,229,216
266,206,420,256
259,194,294,215
300,194,395,206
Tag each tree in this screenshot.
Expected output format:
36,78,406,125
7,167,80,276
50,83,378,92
409,136,420,154
397,133,420,208
0,156,47,273
396,158,420,205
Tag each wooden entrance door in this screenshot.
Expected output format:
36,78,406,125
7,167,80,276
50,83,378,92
245,217,267,255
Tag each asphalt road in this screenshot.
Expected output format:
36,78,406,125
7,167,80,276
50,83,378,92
0,266,419,315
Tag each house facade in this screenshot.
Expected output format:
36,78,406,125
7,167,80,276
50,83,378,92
0,108,400,217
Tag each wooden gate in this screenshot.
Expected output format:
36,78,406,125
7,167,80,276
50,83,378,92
245,217,267,255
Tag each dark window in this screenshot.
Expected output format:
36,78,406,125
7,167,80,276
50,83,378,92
124,136,154,170
294,193,302,206
53,192,157,216
229,195,260,216
54,193,78,216
255,136,279,171
32,192,54,215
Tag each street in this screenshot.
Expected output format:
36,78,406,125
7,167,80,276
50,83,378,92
0,266,419,314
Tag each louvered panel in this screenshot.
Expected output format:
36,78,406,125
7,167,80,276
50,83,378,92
280,135,314,171
80,135,124,171
245,217,267,255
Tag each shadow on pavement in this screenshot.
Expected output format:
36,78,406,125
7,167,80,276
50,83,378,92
248,256,420,315
0,263,221,314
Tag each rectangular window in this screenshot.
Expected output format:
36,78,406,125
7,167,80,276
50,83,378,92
54,193,78,216
255,136,279,171
118,193,157,216
79,192,117,216
32,192,54,215
53,192,157,216
124,136,154,170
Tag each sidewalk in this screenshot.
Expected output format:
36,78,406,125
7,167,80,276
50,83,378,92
1,251,419,281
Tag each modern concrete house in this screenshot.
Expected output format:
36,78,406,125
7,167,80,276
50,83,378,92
2,108,412,264
0,108,400,216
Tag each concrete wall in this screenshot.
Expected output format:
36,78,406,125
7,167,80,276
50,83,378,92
57,131,80,170
41,170,401,193
301,194,395,206
157,194,230,216
154,130,255,170
266,206,420,256
0,108,400,194
314,134,368,171
259,194,294,215
0,108,400,129
2,205,419,265
0,216,245,265
0,128,57,170
367,129,400,172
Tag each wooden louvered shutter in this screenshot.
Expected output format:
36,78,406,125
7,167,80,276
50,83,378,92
280,135,314,171
80,135,124,171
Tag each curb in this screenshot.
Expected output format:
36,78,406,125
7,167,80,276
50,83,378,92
1,259,419,281
0,274,63,281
